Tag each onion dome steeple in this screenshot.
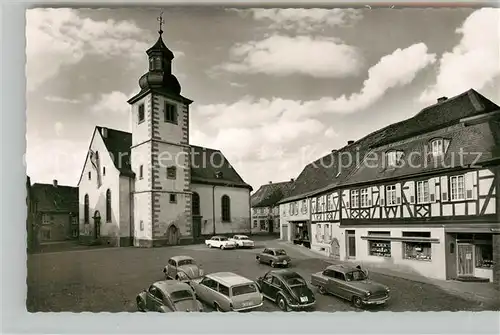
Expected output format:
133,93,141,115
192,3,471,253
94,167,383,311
138,12,181,95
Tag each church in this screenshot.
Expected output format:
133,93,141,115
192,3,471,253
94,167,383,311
78,23,253,247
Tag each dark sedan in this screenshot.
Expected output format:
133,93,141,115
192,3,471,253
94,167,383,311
256,269,315,311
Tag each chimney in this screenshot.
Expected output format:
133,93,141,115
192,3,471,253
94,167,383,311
331,149,338,153
437,96,448,103
101,127,108,138
290,178,295,182
347,140,355,145
53,179,58,187
268,181,272,184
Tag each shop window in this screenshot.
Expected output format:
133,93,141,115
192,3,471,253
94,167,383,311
402,231,432,261
368,231,391,257
475,243,493,269
253,220,257,228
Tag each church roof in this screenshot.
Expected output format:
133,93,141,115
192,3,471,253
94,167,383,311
279,88,500,203
31,183,79,213
251,181,295,208
94,127,252,190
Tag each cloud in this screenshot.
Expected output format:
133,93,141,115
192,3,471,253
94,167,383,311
26,8,150,91
54,122,64,136
324,127,338,138
420,8,500,103
91,91,131,115
216,34,363,78
45,95,82,104
199,43,435,130
231,8,363,32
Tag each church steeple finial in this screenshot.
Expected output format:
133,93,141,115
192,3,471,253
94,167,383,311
157,12,165,36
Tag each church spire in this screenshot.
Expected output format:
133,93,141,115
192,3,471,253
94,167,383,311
137,12,181,95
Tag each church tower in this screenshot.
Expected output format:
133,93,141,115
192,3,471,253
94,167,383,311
128,15,193,247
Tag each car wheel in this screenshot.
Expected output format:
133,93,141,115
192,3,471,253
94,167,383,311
220,245,224,250
136,297,145,312
318,285,327,295
208,244,212,248
256,256,261,263
214,303,224,312
352,296,363,308
270,261,276,268
277,295,288,312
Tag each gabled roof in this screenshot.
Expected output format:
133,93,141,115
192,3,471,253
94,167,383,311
96,126,135,177
82,127,252,190
279,89,500,202
31,183,78,213
251,180,294,208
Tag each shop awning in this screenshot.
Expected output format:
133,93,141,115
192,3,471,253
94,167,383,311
360,236,440,243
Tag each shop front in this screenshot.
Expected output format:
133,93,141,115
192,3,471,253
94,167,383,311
451,233,495,282
291,221,311,248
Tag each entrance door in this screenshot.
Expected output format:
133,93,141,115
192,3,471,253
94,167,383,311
457,244,474,276
268,218,274,234
167,225,179,245
192,216,202,239
93,211,101,240
346,230,356,258
282,225,288,241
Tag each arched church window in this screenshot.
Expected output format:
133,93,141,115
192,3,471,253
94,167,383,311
192,192,200,216
84,194,89,223
106,189,112,222
221,195,231,222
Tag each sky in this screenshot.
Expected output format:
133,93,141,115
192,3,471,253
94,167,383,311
26,7,500,191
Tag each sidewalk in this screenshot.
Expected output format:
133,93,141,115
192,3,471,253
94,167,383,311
276,240,499,305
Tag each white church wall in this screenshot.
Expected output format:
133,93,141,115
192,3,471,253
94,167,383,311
131,141,151,193
191,183,251,235
78,129,123,246
119,176,132,244
130,95,152,146
154,95,188,145
153,192,191,244
133,192,152,245
155,142,188,192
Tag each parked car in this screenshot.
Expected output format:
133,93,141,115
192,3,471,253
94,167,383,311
229,235,255,248
163,255,204,282
256,269,315,311
190,272,263,312
256,248,291,267
136,280,204,312
205,236,237,249
310,264,390,308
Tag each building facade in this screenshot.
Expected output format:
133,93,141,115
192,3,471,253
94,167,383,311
78,29,252,247
280,89,500,284
251,180,294,235
28,179,79,246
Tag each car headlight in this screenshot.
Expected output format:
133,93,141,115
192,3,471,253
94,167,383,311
365,291,371,297
386,288,390,293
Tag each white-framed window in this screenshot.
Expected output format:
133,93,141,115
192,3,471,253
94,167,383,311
140,220,144,231
431,139,444,157
350,190,359,208
360,189,369,207
416,180,430,204
386,185,397,206
164,103,177,124
450,175,465,200
138,104,145,123
139,165,144,179
167,166,176,179
386,151,397,167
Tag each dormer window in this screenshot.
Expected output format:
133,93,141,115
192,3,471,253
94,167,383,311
431,138,444,157
386,150,403,168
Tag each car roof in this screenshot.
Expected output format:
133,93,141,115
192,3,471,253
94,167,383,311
264,247,285,252
170,255,194,262
234,234,248,238
153,280,193,294
212,235,225,238
207,272,254,287
268,269,301,279
326,264,357,273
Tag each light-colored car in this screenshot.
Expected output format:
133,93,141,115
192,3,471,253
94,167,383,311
163,255,204,282
256,248,291,267
136,280,204,312
205,236,237,249
190,272,264,312
229,235,255,248
310,264,390,308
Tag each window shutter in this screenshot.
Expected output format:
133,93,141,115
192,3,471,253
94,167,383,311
408,181,415,204
379,186,385,207
443,139,451,154
345,191,350,209
429,178,436,203
440,176,448,202
395,183,402,205
465,172,474,200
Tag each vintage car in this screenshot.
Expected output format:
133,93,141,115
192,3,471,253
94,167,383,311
229,235,255,248
163,255,204,281
136,280,204,312
256,269,315,311
310,264,390,308
190,272,263,312
256,248,291,267
205,236,237,249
